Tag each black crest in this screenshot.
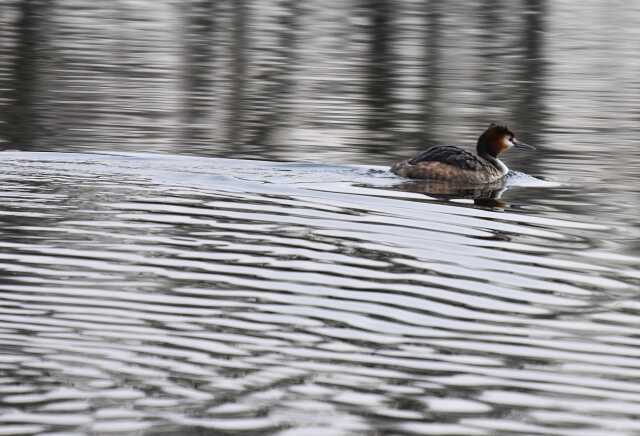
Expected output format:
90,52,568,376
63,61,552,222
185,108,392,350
487,123,513,137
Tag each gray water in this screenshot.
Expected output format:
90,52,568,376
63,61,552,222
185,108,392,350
1,1,640,435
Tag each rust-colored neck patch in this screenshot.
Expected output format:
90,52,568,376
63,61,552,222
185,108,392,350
477,124,513,158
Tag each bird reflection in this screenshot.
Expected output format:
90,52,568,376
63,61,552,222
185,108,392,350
394,179,507,208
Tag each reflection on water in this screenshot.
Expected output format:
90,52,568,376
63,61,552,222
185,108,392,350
393,171,556,208
393,178,507,203
0,0,637,165
1,0,640,435
0,151,638,435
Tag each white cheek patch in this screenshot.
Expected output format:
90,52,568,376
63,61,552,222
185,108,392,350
503,137,515,149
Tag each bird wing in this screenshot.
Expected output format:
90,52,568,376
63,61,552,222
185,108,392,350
409,146,483,171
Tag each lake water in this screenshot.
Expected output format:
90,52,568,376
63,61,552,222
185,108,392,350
1,1,640,435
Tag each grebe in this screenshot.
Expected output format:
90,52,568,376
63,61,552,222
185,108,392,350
391,124,534,184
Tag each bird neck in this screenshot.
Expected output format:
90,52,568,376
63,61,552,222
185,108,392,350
479,150,509,175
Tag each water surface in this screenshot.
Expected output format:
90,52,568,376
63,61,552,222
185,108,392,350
1,0,640,434
0,151,639,435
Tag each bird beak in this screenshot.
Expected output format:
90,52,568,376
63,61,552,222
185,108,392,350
513,139,535,150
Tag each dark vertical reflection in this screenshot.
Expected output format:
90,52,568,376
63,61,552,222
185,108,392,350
477,0,502,102
250,0,300,158
0,3,10,148
514,0,545,145
365,0,395,153
229,0,248,153
505,0,546,177
182,0,216,147
422,0,442,144
5,0,48,149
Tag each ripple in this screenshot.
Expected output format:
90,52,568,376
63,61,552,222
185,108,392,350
0,151,638,435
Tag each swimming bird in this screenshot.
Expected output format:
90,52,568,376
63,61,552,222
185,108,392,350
390,124,534,184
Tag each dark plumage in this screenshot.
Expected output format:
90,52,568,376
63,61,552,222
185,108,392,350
408,145,485,171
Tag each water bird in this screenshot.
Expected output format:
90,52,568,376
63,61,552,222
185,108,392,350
391,124,534,184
